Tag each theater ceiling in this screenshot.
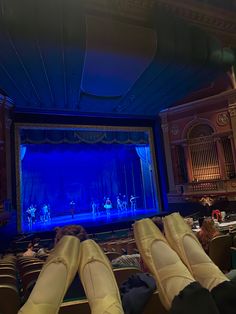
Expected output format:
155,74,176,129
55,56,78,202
0,0,235,118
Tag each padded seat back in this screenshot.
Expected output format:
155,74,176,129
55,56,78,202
0,284,20,314
0,274,17,286
113,267,142,288
209,234,232,271
0,267,16,277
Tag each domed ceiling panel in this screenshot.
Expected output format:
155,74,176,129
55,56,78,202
81,15,157,97
0,0,234,117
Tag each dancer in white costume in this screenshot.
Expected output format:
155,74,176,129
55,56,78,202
104,197,112,216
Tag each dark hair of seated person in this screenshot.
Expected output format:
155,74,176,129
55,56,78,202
151,216,164,233
54,224,88,245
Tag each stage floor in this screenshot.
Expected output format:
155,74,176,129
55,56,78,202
22,208,158,233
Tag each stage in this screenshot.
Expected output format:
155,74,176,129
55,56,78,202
22,208,158,233
18,134,160,233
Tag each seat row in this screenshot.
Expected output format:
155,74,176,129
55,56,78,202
0,254,20,314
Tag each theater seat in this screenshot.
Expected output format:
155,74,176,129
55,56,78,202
208,234,232,272
22,269,41,296
105,251,122,261
113,267,142,288
0,284,21,314
0,274,18,286
0,267,16,277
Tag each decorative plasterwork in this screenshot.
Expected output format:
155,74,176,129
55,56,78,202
216,112,230,126
155,0,236,33
170,124,180,136
85,0,236,45
85,0,155,25
160,89,236,122
229,104,236,118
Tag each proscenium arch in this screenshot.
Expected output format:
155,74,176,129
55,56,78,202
14,123,162,232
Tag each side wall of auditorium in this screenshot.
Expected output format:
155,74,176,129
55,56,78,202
160,82,236,213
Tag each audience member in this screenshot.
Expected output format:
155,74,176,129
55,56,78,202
23,243,36,257
54,224,88,244
32,237,41,252
35,247,48,258
196,217,221,253
111,253,141,269
152,216,164,233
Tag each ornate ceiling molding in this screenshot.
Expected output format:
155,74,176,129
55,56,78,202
85,0,155,26
159,89,236,119
155,0,236,46
85,0,236,46
156,0,236,32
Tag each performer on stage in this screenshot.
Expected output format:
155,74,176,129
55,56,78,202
116,195,123,213
130,195,137,212
122,195,128,211
41,204,50,222
70,200,75,219
26,204,37,227
104,197,112,216
91,200,99,216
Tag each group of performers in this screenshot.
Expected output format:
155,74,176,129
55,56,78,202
25,194,139,225
26,204,51,226
91,194,138,216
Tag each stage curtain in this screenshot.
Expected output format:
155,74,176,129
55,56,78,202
135,146,151,166
135,146,156,208
20,129,149,144
20,145,27,161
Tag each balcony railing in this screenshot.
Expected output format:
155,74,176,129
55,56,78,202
182,178,236,195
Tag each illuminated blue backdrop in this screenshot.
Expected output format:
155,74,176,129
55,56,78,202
20,142,158,232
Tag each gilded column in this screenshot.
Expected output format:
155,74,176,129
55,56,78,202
171,144,178,184
215,137,226,179
182,142,193,182
160,112,176,193
228,96,236,155
229,135,236,172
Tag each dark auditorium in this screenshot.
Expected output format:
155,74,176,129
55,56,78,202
0,1,236,314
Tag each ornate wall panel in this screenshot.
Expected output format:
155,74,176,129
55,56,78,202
159,89,236,203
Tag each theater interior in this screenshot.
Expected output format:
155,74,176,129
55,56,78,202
0,1,236,313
